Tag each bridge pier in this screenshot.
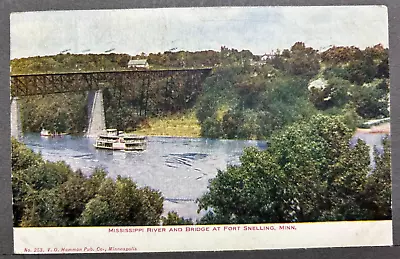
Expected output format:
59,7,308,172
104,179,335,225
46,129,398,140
86,90,106,137
10,97,23,140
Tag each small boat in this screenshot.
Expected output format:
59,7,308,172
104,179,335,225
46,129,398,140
40,129,53,137
40,129,68,137
93,129,147,151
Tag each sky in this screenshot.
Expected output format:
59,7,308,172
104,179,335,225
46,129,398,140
10,6,389,59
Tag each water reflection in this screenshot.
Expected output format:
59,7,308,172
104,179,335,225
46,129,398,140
352,132,389,169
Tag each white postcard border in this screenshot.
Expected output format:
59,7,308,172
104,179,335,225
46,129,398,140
14,221,393,254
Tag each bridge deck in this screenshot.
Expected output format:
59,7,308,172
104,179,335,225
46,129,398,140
10,67,213,97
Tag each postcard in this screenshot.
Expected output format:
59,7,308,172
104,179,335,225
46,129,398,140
10,5,392,254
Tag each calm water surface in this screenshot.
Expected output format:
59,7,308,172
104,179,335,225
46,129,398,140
22,134,267,220
352,132,389,169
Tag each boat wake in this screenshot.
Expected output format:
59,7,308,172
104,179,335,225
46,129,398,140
164,197,196,203
164,153,208,168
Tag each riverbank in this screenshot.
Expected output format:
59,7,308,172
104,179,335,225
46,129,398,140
356,122,390,134
132,112,201,138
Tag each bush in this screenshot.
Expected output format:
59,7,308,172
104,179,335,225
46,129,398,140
309,77,351,111
362,139,391,219
351,80,389,119
162,211,193,225
201,117,223,139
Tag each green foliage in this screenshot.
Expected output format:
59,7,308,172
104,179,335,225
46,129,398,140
19,93,87,134
309,77,352,110
57,172,92,225
196,97,218,124
196,54,320,140
316,45,389,120
161,211,193,225
79,176,163,226
271,42,320,78
362,139,392,219
12,150,73,226
345,56,377,85
320,44,389,86
198,115,390,224
21,188,66,227
321,46,364,64
79,197,112,226
334,106,363,131
260,78,317,136
11,53,132,74
351,79,389,119
11,137,42,171
284,42,321,77
200,117,223,139
221,109,262,139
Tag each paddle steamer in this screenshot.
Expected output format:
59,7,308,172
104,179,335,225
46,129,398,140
94,129,147,151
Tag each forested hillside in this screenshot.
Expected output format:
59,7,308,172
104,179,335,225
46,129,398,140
197,43,389,139
11,42,389,138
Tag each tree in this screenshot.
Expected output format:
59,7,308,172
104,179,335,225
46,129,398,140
321,46,363,64
197,64,317,140
79,176,164,226
11,137,42,171
58,172,93,225
309,77,352,110
346,56,377,85
362,138,392,220
20,188,66,227
197,114,388,224
200,116,223,139
259,78,317,137
282,42,321,78
161,211,193,225
351,79,389,119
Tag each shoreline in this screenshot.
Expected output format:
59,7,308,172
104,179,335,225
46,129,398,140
131,133,264,142
356,122,390,134
130,132,201,139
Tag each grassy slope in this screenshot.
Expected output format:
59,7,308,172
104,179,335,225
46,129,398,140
132,112,201,138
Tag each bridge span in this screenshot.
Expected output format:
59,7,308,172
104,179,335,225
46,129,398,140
10,68,212,97
10,68,213,138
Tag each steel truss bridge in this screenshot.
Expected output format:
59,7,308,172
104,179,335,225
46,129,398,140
10,68,213,137
10,68,212,97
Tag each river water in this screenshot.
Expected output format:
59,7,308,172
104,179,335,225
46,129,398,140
21,132,387,221
22,134,267,220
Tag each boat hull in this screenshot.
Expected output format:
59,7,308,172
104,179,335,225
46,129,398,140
93,144,146,151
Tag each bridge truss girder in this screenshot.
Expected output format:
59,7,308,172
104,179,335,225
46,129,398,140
10,69,212,97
